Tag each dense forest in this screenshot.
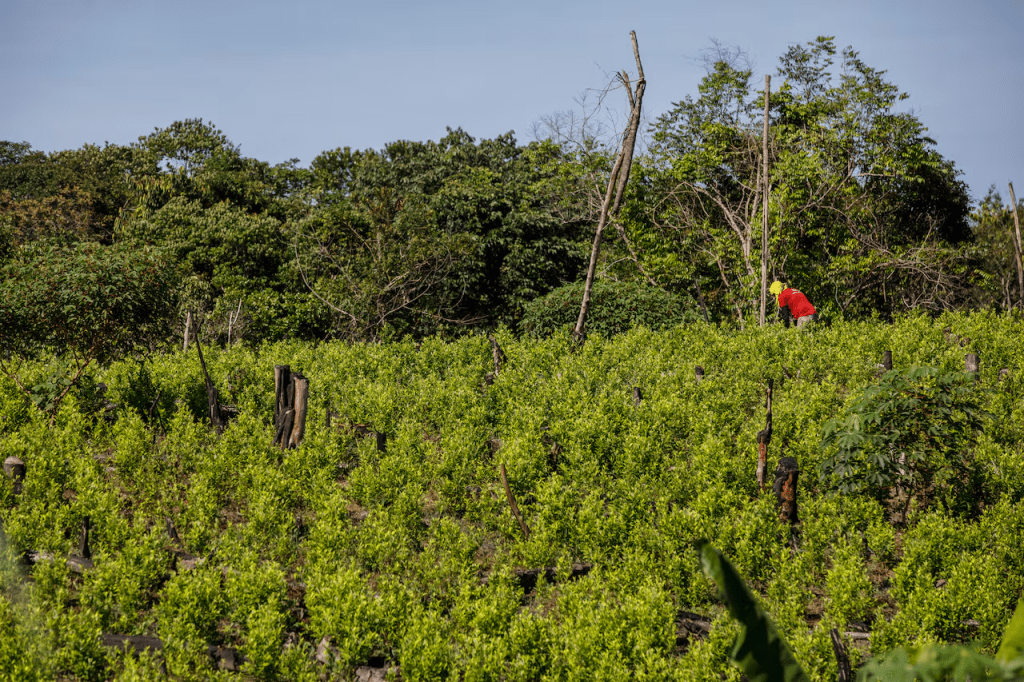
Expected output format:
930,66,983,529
2,37,1023,350
2,36,1024,682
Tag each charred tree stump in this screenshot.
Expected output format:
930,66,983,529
375,431,387,453
4,456,25,495
193,323,223,434
755,379,773,491
500,463,530,539
965,353,980,381
287,374,309,449
773,457,800,526
274,365,291,431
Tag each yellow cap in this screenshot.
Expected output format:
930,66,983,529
769,281,784,296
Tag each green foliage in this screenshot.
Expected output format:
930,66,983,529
0,314,1021,680
819,366,986,515
697,540,811,682
520,278,701,337
0,241,177,416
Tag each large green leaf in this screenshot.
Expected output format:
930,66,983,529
695,540,811,682
997,598,1024,665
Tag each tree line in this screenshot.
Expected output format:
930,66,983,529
1,37,1020,355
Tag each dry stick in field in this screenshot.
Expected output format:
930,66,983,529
758,75,771,327
1008,183,1024,308
574,31,646,342
193,322,223,434
830,629,852,682
500,463,531,539
755,378,773,491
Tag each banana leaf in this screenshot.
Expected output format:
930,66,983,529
695,539,811,682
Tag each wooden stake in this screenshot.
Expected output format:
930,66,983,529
759,75,771,327
1008,183,1024,308
500,463,530,539
574,31,646,341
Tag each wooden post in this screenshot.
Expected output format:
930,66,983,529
759,75,771,327
755,378,773,491
194,323,223,433
695,366,704,384
574,32,646,341
965,353,980,381
287,374,309,449
1008,183,1024,308
500,463,530,539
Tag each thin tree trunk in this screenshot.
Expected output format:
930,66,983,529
193,322,223,433
574,31,646,341
183,311,191,351
759,75,771,326
1008,182,1024,308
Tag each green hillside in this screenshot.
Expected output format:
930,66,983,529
1,313,1023,680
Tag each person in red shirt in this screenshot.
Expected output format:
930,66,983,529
769,281,816,327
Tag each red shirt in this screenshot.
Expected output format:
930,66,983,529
778,288,815,319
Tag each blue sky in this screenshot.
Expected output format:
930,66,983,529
1,0,1021,201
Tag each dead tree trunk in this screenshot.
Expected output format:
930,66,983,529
574,31,646,341
488,334,506,376
183,311,192,351
194,323,223,434
755,378,773,491
274,364,291,439
758,75,771,327
881,350,893,372
1008,182,1024,308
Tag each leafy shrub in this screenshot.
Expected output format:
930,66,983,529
0,241,177,417
819,366,987,519
520,279,701,337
